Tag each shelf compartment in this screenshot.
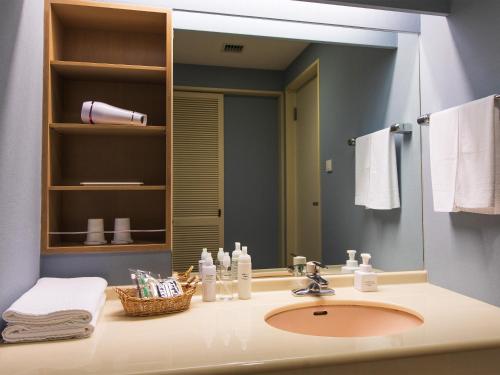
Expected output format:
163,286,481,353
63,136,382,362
47,190,166,252
50,123,166,136
50,69,166,125
49,129,166,186
50,2,166,66
51,60,166,83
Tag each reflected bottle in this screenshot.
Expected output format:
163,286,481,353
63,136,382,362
219,252,233,301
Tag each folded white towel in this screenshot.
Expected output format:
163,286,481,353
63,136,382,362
429,106,460,212
2,277,107,343
2,294,106,343
355,128,400,210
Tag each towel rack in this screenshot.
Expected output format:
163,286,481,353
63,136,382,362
417,95,500,125
347,123,412,146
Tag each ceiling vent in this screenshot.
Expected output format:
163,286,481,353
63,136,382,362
222,43,244,53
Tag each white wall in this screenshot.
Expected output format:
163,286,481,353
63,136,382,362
420,0,500,306
0,0,43,326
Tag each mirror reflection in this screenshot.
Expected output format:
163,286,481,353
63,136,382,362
172,28,423,275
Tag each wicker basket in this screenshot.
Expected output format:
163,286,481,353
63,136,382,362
115,282,198,317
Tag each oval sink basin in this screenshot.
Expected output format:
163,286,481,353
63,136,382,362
265,301,423,337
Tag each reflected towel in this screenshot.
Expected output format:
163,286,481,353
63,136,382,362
354,134,371,206
355,128,400,210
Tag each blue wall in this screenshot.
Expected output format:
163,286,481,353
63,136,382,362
285,35,423,271
224,95,280,268
174,63,284,91
420,0,500,306
0,0,43,326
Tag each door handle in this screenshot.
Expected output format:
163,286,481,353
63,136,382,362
312,202,319,206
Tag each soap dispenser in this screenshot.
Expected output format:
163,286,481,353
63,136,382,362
354,253,377,292
341,250,359,274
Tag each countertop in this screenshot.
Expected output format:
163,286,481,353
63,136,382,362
2,273,500,374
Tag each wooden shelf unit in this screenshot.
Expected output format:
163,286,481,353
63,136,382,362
42,0,173,254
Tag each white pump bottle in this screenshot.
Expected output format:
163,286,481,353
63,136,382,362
354,253,377,292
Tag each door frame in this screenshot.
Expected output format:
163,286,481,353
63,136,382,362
284,59,321,263
174,85,286,267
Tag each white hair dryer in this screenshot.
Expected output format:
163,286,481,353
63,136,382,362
81,101,147,126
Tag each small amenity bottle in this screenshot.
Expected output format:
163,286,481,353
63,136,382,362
354,253,378,292
219,252,233,301
199,247,209,280
237,246,252,300
202,253,216,302
231,242,242,281
216,247,224,277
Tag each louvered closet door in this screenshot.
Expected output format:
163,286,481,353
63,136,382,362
172,91,224,272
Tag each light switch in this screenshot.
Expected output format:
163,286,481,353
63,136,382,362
325,159,333,173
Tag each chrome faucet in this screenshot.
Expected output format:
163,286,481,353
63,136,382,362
292,261,335,296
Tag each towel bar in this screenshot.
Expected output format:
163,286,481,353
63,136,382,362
417,95,500,125
348,123,412,146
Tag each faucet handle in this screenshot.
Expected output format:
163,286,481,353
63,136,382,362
311,261,327,269
307,261,327,274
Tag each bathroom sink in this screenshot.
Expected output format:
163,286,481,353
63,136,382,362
265,301,423,337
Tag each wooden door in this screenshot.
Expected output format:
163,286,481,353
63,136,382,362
172,91,224,272
295,78,321,261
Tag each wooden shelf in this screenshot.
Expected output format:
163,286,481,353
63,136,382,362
42,0,173,254
49,185,166,191
43,242,169,255
51,60,166,83
50,123,166,136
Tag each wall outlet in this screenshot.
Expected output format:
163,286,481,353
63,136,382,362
325,159,333,173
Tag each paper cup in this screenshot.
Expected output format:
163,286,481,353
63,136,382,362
84,218,107,245
112,217,133,244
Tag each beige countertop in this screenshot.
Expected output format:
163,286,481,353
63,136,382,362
2,272,500,375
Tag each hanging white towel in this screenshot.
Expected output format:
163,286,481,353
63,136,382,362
2,277,107,343
355,134,371,206
455,95,496,209
459,96,500,214
429,107,460,212
355,128,400,210
429,95,500,214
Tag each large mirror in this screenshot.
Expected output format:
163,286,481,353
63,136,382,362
171,27,423,275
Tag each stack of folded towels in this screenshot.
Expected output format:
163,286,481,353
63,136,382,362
2,277,107,343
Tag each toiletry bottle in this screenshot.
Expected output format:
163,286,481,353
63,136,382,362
231,242,242,281
216,247,224,278
238,246,252,300
199,247,209,280
341,249,360,274
202,253,216,302
354,253,377,292
219,252,233,301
